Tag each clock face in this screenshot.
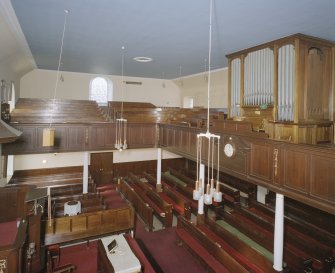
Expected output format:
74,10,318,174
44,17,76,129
224,143,235,157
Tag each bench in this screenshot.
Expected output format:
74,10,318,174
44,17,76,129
142,172,191,219
176,216,249,273
117,179,154,231
216,208,315,273
127,174,173,228
124,234,156,273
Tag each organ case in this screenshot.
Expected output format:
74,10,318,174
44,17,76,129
227,33,335,144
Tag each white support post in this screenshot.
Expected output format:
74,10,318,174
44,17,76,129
83,151,89,194
198,163,205,215
273,193,284,271
156,148,162,185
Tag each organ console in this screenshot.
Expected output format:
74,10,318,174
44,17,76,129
227,33,335,144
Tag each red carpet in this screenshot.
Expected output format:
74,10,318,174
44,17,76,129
135,218,205,273
57,184,205,273
59,240,98,273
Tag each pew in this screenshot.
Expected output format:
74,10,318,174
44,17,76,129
142,172,192,219
50,183,96,197
11,98,107,123
233,204,334,272
117,179,154,231
176,216,249,273
216,208,315,273
123,234,156,273
203,216,277,272
52,194,106,217
127,174,173,228
169,168,241,207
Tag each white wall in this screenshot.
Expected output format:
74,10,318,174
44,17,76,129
20,69,181,107
174,68,228,109
13,148,181,170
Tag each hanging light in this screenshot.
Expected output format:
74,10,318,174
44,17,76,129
115,46,128,151
43,10,69,147
193,0,222,208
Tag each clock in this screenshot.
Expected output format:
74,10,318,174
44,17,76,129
224,142,235,158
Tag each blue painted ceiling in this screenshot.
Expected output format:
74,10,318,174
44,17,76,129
11,0,335,79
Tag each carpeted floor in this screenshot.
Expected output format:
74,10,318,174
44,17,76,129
56,184,205,273
135,218,205,273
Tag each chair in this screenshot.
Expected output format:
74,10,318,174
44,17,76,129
47,245,76,273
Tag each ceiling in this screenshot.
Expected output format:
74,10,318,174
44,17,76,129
10,0,335,79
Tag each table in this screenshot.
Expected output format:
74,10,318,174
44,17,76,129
64,200,81,216
97,234,141,273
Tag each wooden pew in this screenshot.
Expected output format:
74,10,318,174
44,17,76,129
176,216,249,273
52,194,106,217
203,216,277,273
169,168,240,207
11,98,107,123
233,204,334,272
50,183,96,197
123,234,156,273
127,174,173,228
216,208,314,273
117,179,154,231
142,172,192,220
161,173,198,213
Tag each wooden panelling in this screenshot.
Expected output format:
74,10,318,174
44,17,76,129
310,154,335,202
283,149,309,194
159,124,335,215
249,142,273,182
68,126,87,149
3,123,157,154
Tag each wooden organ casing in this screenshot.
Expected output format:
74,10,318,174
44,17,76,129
227,33,335,144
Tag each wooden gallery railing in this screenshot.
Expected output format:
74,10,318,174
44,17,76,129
159,124,335,215
2,122,157,155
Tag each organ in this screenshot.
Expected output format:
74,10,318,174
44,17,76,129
227,33,335,144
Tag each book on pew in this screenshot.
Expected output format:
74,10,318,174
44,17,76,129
108,239,118,254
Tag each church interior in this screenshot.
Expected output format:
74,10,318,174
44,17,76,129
0,0,335,272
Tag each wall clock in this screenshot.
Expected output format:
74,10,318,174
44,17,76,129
224,141,236,158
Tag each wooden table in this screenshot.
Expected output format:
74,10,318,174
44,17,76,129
97,234,141,273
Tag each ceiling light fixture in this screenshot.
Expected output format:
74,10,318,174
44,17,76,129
43,9,69,147
115,46,128,151
133,56,153,63
193,0,222,211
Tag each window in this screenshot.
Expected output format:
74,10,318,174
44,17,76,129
89,77,112,105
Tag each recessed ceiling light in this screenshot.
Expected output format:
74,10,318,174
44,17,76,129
133,56,153,63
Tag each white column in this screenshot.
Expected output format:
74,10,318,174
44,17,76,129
198,163,205,215
273,193,284,271
156,148,162,186
83,151,89,194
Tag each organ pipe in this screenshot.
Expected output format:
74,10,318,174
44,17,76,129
230,58,241,117
278,44,295,121
244,48,274,106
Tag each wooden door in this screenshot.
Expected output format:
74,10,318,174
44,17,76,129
90,152,114,184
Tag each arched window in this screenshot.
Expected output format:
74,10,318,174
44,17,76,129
89,77,113,105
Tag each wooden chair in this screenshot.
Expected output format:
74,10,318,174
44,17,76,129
47,245,76,273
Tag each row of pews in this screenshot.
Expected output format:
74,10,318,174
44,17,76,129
9,167,135,247
130,167,335,273
10,98,107,123
107,101,226,127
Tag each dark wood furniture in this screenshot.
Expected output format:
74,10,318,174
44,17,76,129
227,33,335,144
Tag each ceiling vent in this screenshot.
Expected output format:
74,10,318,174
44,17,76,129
125,81,142,85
